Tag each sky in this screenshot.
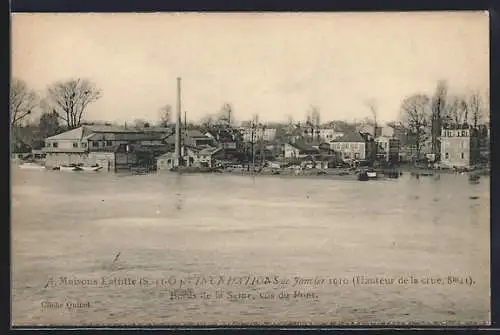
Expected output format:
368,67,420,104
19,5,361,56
11,12,489,125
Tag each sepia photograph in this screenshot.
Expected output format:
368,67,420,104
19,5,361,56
10,12,490,326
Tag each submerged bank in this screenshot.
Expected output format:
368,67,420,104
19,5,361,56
166,165,490,182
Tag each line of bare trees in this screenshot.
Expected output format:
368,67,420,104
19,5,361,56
397,80,488,159
10,77,102,131
152,102,235,132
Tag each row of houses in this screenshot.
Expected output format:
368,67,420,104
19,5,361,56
37,121,488,171
239,126,350,143
41,124,243,171
39,123,401,171
283,124,490,169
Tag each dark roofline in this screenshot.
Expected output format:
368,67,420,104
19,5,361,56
287,142,319,152
332,131,367,143
91,129,144,134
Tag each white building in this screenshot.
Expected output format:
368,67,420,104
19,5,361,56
42,125,144,170
240,127,277,142
440,127,479,168
330,132,368,160
318,128,344,141
283,143,320,159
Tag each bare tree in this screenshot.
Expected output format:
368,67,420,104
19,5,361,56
46,78,102,129
158,104,172,127
10,78,38,128
39,111,61,138
285,115,294,129
310,106,321,126
200,115,215,131
218,103,233,125
364,99,378,137
444,95,468,127
304,106,321,141
430,80,447,155
467,91,484,128
400,94,431,159
133,119,151,128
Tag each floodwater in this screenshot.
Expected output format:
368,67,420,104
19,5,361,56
11,167,490,326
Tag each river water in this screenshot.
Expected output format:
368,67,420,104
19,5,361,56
11,167,490,326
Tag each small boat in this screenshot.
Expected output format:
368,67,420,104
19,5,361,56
468,174,480,184
19,162,46,170
59,165,82,172
358,172,369,181
365,169,377,179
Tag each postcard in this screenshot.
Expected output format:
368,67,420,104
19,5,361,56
11,11,490,327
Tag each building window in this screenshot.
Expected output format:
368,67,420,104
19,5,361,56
45,142,51,147
445,152,449,159
73,142,78,148
461,152,465,159
92,141,99,148
100,141,105,147
82,142,87,148
52,142,58,148
106,140,113,146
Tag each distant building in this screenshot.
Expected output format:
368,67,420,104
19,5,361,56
358,125,394,138
240,127,277,142
375,136,400,163
440,126,480,168
283,142,320,159
330,132,369,161
42,125,146,170
315,128,343,141
156,152,176,171
184,146,222,168
164,130,214,148
156,146,222,170
205,129,238,150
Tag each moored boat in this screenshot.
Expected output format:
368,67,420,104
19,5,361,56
80,166,103,172
358,172,369,181
59,165,82,172
469,173,480,182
